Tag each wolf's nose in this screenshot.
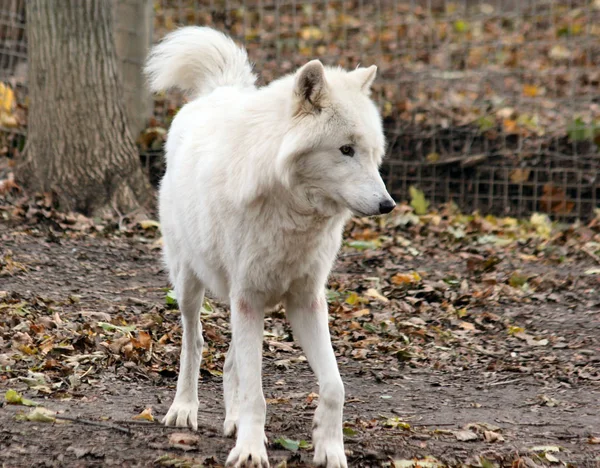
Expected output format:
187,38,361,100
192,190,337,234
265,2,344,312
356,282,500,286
379,199,396,214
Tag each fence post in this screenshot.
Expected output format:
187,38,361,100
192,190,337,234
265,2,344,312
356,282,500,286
112,0,153,139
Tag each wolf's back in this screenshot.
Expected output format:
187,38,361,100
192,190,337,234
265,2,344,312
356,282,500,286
144,27,256,98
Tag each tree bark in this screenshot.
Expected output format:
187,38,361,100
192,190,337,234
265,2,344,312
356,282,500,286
18,0,152,216
113,0,153,138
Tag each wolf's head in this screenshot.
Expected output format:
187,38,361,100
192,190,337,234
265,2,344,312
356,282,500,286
276,60,395,217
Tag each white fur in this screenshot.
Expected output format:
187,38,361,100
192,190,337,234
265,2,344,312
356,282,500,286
146,26,394,468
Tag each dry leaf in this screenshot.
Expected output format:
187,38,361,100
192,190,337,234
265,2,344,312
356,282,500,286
364,288,389,303
132,407,154,422
455,429,478,441
168,432,200,450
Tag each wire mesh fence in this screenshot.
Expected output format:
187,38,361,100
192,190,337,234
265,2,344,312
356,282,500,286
0,0,26,160
1,0,600,219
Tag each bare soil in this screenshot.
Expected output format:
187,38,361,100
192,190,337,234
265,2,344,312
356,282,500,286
0,215,599,468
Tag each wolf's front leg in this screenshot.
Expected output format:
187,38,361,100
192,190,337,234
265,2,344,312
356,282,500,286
225,296,269,468
285,293,347,468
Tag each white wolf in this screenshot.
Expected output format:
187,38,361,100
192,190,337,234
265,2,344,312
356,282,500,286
145,27,395,468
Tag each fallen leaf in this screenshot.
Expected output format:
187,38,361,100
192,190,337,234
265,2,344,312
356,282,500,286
16,406,56,423
139,219,160,230
530,445,561,452
530,213,552,238
131,331,152,351
391,272,421,285
364,288,389,303
523,84,540,97
168,432,199,450
273,437,311,452
455,429,478,441
5,389,38,407
541,184,574,215
483,430,505,442
510,168,531,184
409,186,429,215
394,457,444,468
383,416,410,429
133,407,154,422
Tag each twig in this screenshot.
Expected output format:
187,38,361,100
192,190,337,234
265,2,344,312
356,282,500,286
412,422,457,427
116,419,222,434
53,415,132,434
582,248,600,264
486,378,523,387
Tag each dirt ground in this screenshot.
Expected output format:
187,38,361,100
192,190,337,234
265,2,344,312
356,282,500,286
0,208,599,467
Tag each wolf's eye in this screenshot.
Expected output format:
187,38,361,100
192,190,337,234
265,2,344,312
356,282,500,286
339,145,355,157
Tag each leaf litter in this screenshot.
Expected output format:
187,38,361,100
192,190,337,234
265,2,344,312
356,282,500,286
1,189,599,465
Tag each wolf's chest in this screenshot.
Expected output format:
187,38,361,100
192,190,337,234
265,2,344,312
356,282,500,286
238,224,340,298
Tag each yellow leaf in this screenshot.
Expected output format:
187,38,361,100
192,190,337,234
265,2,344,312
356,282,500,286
132,407,154,422
139,219,160,230
426,152,440,163
364,288,389,303
5,389,38,407
508,325,525,335
530,213,552,239
300,26,323,41
345,292,360,306
0,113,18,127
453,20,469,33
523,84,540,97
0,82,15,114
409,186,429,215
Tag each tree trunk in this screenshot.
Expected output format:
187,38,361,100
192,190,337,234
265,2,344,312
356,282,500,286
18,0,152,216
113,0,153,138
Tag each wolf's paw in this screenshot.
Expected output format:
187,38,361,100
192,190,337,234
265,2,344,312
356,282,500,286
313,427,347,468
225,438,269,468
162,400,199,430
313,443,347,468
224,420,268,445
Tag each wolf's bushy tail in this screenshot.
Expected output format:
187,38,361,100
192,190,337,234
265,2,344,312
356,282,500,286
144,27,256,98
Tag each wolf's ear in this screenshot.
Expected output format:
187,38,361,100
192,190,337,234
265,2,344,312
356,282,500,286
352,65,377,94
294,60,327,113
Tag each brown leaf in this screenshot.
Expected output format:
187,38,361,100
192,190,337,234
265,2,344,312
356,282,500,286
168,432,199,450
540,184,574,215
510,168,531,184
131,331,152,351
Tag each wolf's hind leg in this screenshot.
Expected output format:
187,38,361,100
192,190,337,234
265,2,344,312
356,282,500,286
162,266,205,430
223,342,239,437
225,296,269,468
